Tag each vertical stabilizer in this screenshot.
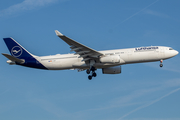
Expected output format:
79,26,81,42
3,37,34,59
3,37,47,69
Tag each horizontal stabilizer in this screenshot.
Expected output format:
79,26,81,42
2,53,24,64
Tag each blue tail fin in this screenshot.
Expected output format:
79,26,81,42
3,37,47,69
3,37,33,59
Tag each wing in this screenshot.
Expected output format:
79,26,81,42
55,30,103,61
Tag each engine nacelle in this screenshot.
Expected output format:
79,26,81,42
100,55,120,63
102,66,121,74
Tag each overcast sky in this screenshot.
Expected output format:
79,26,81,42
0,0,180,120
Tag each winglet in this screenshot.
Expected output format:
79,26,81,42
55,30,63,36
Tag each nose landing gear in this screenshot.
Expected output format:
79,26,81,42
87,66,97,80
160,60,163,67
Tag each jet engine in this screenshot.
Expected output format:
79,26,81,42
100,55,120,63
102,66,121,74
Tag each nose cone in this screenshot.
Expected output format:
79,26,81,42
164,48,179,59
175,50,179,56
172,50,179,57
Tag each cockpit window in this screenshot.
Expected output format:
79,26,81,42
169,48,174,50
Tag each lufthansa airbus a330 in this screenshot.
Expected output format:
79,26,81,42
2,30,179,80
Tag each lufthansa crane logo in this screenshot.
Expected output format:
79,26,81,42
11,46,22,57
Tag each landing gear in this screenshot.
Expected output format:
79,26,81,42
88,75,92,80
86,69,90,74
87,66,97,80
90,66,96,72
160,60,163,67
92,72,97,77
160,64,163,67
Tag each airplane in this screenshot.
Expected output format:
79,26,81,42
2,30,179,80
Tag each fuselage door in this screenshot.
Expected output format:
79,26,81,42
158,47,165,58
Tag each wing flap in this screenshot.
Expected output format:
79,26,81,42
74,51,90,55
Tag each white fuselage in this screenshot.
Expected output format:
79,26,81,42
3,34,179,79
35,46,178,70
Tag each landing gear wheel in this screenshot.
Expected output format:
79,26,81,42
160,64,163,67
90,66,96,72
160,60,163,67
92,72,97,77
88,75,92,80
86,69,90,74
87,66,97,80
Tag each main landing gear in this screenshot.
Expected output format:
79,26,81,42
87,66,97,80
160,59,163,67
